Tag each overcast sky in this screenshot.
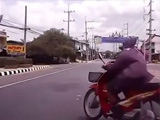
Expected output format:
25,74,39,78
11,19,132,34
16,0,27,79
0,0,160,51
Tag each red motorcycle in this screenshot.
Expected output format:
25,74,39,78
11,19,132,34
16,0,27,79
83,53,160,120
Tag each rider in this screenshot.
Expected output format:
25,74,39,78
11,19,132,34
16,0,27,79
102,36,154,104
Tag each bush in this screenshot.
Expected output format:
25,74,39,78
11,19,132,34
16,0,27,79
26,28,76,64
0,57,33,67
152,60,158,63
69,54,76,62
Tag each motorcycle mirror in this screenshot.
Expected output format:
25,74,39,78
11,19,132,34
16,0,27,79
98,53,105,64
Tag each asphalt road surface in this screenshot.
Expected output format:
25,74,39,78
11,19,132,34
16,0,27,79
0,61,159,120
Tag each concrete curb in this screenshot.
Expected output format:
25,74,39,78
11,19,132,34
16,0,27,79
76,60,97,63
0,65,51,77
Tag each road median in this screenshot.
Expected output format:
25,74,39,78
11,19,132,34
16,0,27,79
0,65,51,77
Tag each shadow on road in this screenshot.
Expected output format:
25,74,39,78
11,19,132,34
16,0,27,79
49,82,82,92
77,116,113,120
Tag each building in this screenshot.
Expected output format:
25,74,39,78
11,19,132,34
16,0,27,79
71,39,92,60
6,40,25,56
0,31,25,57
140,36,160,61
7,40,24,45
152,37,160,61
0,31,8,56
153,37,160,53
0,31,7,50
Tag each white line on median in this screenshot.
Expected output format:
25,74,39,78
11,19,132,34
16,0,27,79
0,65,82,89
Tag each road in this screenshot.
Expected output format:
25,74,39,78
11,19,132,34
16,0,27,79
147,64,160,82
0,61,159,120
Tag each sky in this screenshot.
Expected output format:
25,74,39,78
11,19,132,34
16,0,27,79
0,0,160,52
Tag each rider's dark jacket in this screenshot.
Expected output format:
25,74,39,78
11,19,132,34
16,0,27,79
106,38,154,87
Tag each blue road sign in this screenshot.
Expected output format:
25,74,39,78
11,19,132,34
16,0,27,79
101,37,128,43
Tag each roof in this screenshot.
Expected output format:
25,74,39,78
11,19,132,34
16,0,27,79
71,39,88,45
0,31,7,38
152,37,160,43
152,53,160,55
7,40,24,45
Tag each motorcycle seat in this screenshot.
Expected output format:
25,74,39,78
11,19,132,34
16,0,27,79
133,83,160,92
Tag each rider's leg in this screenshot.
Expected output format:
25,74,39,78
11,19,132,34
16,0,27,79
106,78,121,105
107,90,119,104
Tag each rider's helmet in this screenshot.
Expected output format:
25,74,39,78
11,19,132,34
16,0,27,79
123,36,138,49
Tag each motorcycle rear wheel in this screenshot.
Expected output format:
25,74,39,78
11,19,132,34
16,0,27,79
130,100,160,120
83,88,103,120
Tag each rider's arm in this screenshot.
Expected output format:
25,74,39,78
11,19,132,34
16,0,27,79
105,51,136,74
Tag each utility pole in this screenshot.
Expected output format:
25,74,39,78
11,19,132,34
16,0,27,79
127,23,128,37
85,17,94,62
93,35,97,59
24,5,27,59
85,17,88,62
93,35,101,59
94,36,96,57
123,23,128,37
91,36,94,60
139,40,146,60
88,27,94,60
0,15,3,23
121,29,124,37
143,40,146,60
0,7,29,59
146,0,154,63
63,4,75,37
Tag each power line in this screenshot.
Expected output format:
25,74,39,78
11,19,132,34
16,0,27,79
3,18,24,27
3,18,44,33
135,23,148,35
0,23,26,30
129,22,148,35
28,29,42,35
2,20,17,26
127,20,147,34
0,22,42,36
29,28,43,33
5,29,23,36
1,20,42,36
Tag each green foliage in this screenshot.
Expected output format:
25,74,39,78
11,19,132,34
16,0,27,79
27,28,76,58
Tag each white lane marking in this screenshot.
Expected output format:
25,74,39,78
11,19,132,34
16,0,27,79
0,65,82,89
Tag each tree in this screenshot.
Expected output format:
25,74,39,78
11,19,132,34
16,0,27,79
27,28,76,60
